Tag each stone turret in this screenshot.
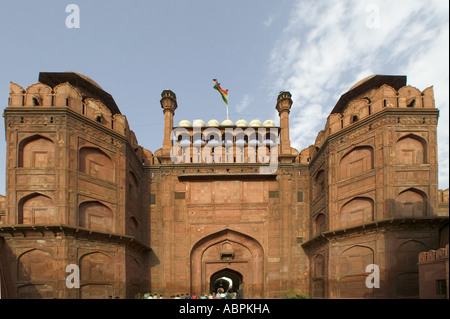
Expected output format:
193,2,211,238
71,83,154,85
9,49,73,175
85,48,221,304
160,90,178,163
276,91,295,162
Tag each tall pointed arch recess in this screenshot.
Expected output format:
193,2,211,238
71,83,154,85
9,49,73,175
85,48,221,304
190,229,264,298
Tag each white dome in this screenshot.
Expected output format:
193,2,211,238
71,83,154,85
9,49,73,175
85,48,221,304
235,119,248,127
193,119,206,127
207,119,220,127
262,119,275,127
221,119,234,126
178,119,192,127
249,119,261,127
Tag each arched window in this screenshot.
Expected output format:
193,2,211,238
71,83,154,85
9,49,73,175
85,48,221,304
339,146,373,180
248,132,261,144
235,132,248,145
407,98,416,108
264,132,278,144
192,132,205,145
79,201,114,232
79,147,115,182
18,193,55,224
396,134,426,164
18,135,55,168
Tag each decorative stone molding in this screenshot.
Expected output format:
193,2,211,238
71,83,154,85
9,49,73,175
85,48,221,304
418,244,449,263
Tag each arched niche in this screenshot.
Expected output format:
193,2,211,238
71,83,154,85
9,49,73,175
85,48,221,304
339,146,373,180
396,240,427,297
312,254,326,298
79,251,115,299
18,135,55,168
313,170,326,199
396,134,427,164
18,193,56,224
337,245,374,298
78,201,114,232
17,249,53,281
79,251,115,282
340,197,374,228
313,254,325,278
126,215,139,237
396,188,427,217
314,213,326,236
190,229,264,298
127,170,139,200
78,147,115,183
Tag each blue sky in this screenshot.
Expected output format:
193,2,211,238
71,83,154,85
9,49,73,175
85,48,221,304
0,0,448,194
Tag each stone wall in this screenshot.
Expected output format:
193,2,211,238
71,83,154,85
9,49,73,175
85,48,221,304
1,73,448,299
1,73,150,299
418,244,449,299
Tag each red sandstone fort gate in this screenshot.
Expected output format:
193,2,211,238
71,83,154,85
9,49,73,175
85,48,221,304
0,72,448,299
190,229,264,298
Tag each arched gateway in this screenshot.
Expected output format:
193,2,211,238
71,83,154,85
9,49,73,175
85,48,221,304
190,229,264,298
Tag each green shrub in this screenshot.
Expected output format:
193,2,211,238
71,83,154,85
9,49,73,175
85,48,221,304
282,289,312,299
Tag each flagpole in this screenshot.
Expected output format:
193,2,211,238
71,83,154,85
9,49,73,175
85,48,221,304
213,79,229,120
226,102,229,120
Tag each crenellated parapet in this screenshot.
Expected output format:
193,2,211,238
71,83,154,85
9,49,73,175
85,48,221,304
8,81,124,135
6,75,149,165
2,72,152,283
299,75,437,162
152,88,283,166
418,243,449,299
418,244,449,263
438,188,449,217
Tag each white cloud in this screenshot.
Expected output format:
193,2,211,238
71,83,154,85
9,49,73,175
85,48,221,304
266,0,449,189
403,22,449,189
235,94,254,113
263,16,274,28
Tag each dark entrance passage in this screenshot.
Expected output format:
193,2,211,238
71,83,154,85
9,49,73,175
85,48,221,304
210,269,243,298
191,229,264,298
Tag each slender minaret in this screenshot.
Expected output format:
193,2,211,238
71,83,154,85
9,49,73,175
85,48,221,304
160,90,177,162
276,91,295,162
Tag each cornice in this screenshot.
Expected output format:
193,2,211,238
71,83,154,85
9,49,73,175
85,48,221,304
4,107,127,143
301,216,448,251
308,108,440,168
0,224,151,253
